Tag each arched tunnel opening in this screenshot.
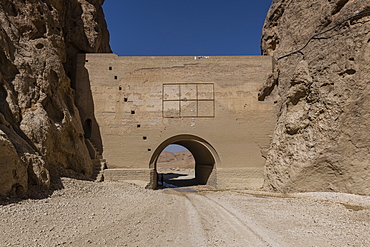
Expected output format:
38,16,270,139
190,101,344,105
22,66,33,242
156,144,196,188
148,135,219,189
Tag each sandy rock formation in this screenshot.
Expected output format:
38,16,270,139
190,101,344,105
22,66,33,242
0,0,111,197
261,0,370,194
157,151,195,170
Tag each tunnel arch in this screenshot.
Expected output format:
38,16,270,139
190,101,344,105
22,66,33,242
148,134,220,189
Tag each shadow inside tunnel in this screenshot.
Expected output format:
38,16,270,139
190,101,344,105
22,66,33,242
157,172,199,188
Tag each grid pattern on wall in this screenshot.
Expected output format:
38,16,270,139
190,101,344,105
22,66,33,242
162,83,215,118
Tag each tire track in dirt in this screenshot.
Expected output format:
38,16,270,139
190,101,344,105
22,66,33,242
183,196,208,246
203,193,288,246
183,192,283,246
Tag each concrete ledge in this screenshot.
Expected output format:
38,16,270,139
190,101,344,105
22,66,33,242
103,167,264,190
215,167,264,190
103,169,151,184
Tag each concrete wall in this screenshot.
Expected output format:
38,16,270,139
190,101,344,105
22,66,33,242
75,54,276,189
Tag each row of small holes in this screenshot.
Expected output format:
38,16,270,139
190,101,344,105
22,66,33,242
84,64,150,151
106,68,145,144
109,67,118,80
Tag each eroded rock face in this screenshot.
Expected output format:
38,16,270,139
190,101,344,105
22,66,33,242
0,0,111,197
261,0,370,194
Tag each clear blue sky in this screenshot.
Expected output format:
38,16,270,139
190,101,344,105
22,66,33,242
102,1,272,152
102,0,272,56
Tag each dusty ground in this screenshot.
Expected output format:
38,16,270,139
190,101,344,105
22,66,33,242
0,178,369,247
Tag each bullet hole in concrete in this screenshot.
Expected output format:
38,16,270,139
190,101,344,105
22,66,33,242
143,136,147,140
131,110,135,114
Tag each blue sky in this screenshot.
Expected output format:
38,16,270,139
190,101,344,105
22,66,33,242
102,0,272,56
102,1,272,152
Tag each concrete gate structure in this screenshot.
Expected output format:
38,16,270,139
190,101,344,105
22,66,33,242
75,54,276,189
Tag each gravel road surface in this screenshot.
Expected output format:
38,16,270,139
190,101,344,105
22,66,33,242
1,178,369,246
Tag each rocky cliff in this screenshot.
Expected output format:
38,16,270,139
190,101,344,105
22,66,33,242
261,0,370,194
0,0,111,197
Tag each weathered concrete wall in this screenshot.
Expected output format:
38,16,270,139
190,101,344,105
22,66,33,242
76,54,276,189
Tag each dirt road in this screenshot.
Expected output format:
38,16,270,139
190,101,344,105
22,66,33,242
1,178,369,246
182,193,282,246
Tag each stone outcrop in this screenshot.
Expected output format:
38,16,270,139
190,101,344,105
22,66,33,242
157,151,195,169
0,0,111,197
261,0,370,194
